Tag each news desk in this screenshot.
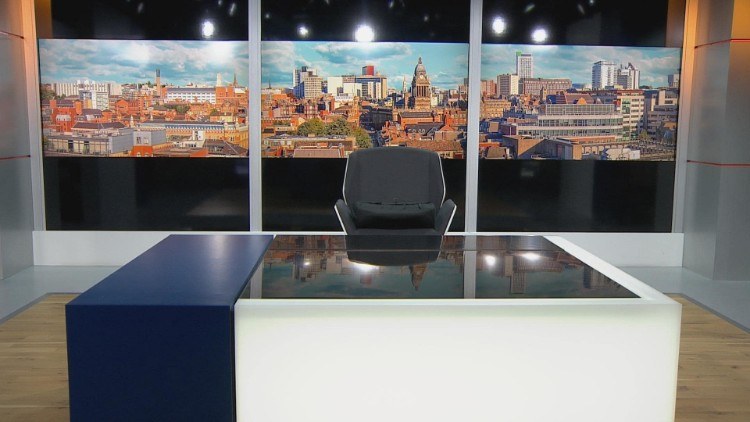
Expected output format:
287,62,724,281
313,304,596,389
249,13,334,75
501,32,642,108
235,235,681,422
67,234,681,422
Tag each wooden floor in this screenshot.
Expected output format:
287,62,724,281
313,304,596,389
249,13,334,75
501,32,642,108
0,294,74,421
0,294,748,421
673,295,750,421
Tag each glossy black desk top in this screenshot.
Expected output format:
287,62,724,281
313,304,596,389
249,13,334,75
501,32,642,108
241,235,638,300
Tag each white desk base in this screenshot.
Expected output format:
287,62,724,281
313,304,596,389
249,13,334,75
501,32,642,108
235,237,681,422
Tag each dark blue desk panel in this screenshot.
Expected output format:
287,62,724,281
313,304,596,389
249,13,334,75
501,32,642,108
66,234,272,422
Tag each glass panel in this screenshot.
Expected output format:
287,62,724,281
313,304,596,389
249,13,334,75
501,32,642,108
260,0,470,230
37,0,251,230
477,0,685,232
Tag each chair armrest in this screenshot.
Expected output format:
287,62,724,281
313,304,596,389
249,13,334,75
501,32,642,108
435,199,457,234
334,200,357,234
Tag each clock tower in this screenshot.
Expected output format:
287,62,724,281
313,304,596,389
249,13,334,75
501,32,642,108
408,57,432,110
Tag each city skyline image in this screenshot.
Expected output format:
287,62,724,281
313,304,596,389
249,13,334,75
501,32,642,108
478,44,682,161
262,41,469,90
259,41,471,159
38,40,251,158
39,39,249,87
36,38,682,161
482,44,681,88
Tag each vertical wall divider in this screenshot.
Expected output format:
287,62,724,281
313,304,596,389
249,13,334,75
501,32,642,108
22,0,46,231
464,0,483,233
248,0,263,231
671,0,697,233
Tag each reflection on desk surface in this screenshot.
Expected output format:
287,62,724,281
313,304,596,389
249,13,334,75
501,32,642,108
242,235,638,299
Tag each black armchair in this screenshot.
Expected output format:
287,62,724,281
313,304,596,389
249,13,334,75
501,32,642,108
334,147,456,235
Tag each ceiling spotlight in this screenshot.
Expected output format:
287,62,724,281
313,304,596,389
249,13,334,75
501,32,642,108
298,25,309,37
492,17,507,35
354,24,375,43
531,27,548,43
202,20,215,38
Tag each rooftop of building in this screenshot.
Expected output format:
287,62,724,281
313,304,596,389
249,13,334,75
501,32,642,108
72,122,126,130
292,148,344,158
204,139,249,157
267,134,352,141
399,111,434,118
403,140,462,152
166,87,216,93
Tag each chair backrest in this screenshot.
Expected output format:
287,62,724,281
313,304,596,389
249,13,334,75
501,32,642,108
343,147,445,208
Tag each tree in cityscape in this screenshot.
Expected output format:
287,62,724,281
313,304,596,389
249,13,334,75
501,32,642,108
40,87,61,101
352,126,372,149
322,117,351,136
165,104,191,114
296,118,325,136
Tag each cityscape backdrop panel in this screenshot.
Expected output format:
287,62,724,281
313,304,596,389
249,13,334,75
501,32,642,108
39,40,250,158
479,44,682,160
260,41,470,159
36,39,682,161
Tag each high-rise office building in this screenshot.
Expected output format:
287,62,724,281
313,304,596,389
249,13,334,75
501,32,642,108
616,63,641,90
497,74,520,97
293,66,317,87
516,52,533,79
668,73,680,89
293,66,323,99
592,60,617,89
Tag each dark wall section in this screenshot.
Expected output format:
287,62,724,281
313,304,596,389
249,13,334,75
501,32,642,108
44,158,249,230
44,0,247,40
261,0,469,42
482,0,675,46
263,159,466,232
477,161,674,232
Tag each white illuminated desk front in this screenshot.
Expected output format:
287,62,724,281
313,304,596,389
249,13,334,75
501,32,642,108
235,235,681,422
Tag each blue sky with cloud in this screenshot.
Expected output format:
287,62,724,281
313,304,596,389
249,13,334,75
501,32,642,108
261,41,469,90
38,40,678,91
482,44,682,87
39,40,249,86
